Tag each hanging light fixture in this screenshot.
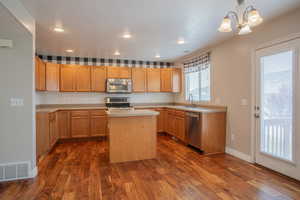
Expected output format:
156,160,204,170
218,0,263,35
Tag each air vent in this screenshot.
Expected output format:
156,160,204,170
0,161,31,182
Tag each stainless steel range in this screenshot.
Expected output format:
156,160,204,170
105,97,132,109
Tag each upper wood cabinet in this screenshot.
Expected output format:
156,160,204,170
91,66,106,92
46,62,60,91
76,66,91,92
60,65,91,92
147,68,161,92
172,68,181,93
60,64,77,92
161,68,173,92
107,66,131,78
132,68,147,92
35,57,46,91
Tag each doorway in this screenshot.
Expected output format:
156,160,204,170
254,38,300,180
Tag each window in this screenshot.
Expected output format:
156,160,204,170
184,53,211,102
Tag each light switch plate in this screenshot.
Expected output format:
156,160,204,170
10,98,24,107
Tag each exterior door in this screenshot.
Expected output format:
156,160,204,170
255,39,300,180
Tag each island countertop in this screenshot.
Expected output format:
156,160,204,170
106,109,159,117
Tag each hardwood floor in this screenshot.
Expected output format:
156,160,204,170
1,135,300,200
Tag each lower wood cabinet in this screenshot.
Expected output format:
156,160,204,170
57,111,71,139
71,111,90,138
165,109,186,142
90,110,107,137
49,112,59,148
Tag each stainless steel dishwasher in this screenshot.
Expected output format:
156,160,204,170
186,112,202,150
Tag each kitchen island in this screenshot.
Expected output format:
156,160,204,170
106,109,159,163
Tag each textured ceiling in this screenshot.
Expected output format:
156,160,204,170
20,0,300,61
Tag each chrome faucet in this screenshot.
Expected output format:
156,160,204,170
188,94,196,107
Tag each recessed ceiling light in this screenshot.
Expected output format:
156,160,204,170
53,27,64,32
122,33,132,39
155,54,161,58
114,51,120,56
177,38,185,44
65,49,74,53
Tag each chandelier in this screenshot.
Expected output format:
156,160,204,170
218,0,263,35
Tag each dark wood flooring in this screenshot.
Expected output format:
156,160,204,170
1,135,300,200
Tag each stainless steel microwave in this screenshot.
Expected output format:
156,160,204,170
106,78,132,93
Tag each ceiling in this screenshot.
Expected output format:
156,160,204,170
20,0,300,61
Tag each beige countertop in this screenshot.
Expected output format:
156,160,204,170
106,109,159,117
36,104,226,113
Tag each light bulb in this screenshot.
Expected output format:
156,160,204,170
218,17,232,32
248,9,263,27
238,24,252,35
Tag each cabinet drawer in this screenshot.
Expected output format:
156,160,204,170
175,110,185,117
90,110,106,116
71,110,89,117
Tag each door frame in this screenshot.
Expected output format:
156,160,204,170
250,33,300,163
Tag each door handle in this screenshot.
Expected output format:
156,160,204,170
254,114,260,118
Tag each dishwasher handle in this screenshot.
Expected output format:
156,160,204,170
186,112,200,119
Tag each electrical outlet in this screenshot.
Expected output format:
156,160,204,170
241,99,248,106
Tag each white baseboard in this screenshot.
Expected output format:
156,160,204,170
225,147,254,163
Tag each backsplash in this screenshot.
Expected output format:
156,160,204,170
38,55,174,68
36,92,174,105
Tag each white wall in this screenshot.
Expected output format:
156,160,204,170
174,7,300,157
36,92,174,105
0,2,36,175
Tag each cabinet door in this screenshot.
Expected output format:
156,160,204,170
156,109,164,132
107,66,120,78
175,116,186,142
60,65,76,91
172,68,181,93
166,112,175,136
71,111,90,138
91,66,106,92
49,113,58,148
161,68,172,92
35,57,46,91
76,66,91,92
36,112,50,159
119,67,131,78
46,62,60,91
132,68,146,92
90,115,107,136
57,111,70,139
147,68,161,92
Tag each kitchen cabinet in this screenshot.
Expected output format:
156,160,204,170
132,68,147,92
60,64,77,92
107,66,131,78
174,115,186,142
36,112,50,160
165,109,186,142
76,66,91,92
90,110,107,136
155,108,165,132
35,57,46,91
57,111,71,139
172,68,181,93
199,112,226,154
161,68,173,92
71,111,90,138
49,112,58,148
46,62,60,91
147,68,161,92
91,66,106,92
